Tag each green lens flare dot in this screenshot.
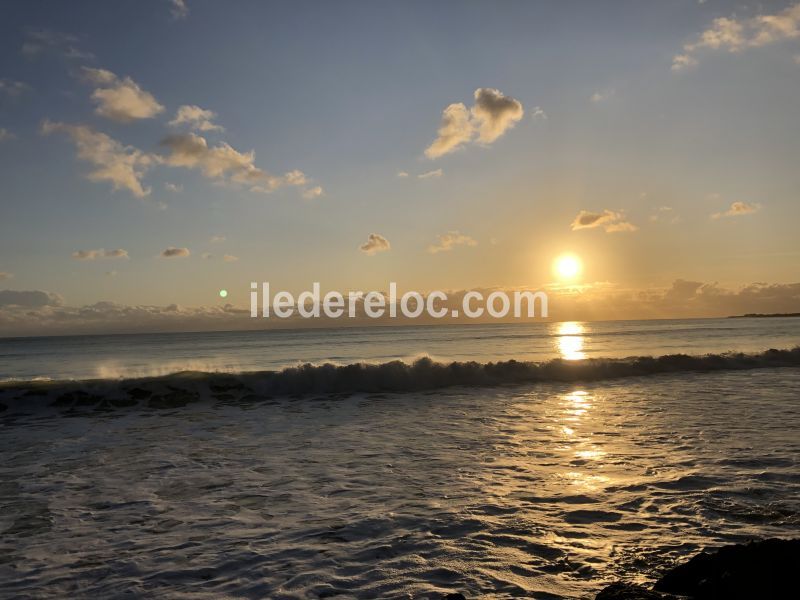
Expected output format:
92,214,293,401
219,289,228,298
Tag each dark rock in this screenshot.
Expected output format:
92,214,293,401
655,537,800,599
595,538,800,599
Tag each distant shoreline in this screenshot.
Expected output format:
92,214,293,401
728,312,800,318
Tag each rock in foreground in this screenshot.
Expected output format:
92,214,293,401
596,538,800,599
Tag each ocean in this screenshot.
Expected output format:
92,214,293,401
1,317,799,598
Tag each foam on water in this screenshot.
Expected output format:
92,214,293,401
1,368,798,598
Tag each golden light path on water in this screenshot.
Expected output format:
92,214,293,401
553,321,587,360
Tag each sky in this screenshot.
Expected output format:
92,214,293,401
1,0,799,335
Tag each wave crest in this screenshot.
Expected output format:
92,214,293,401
1,347,799,410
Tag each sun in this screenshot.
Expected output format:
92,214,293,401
554,254,582,281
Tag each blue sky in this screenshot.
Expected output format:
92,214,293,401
1,0,799,334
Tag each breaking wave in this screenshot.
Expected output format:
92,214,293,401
1,347,799,411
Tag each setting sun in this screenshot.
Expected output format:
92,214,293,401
554,254,582,281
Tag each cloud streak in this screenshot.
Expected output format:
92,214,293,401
81,67,164,122
427,231,477,254
161,246,190,258
42,120,157,197
72,248,129,260
712,201,762,219
169,105,223,132
160,132,317,196
570,210,638,233
673,3,800,70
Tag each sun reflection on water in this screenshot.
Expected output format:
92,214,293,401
553,321,586,360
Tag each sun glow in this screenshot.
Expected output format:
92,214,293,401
554,254,582,281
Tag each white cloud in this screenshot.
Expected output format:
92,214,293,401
590,89,614,103
72,248,129,260
0,128,15,142
530,106,547,121
712,201,762,219
165,182,183,192
674,3,800,70
427,231,477,254
396,170,409,178
80,67,164,123
571,210,638,233
169,105,223,132
160,132,313,195
210,235,226,243
223,254,239,262
359,233,391,255
418,168,443,179
161,246,190,258
169,0,189,19
424,102,474,159
201,252,213,260
424,88,524,158
42,120,157,197
302,185,324,199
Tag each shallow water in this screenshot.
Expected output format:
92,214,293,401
2,368,798,599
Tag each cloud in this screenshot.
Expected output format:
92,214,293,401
21,29,93,60
571,210,638,232
80,67,164,122
302,185,324,199
396,170,409,178
418,168,443,179
424,102,474,159
161,246,190,258
359,233,391,255
222,254,239,262
649,206,681,224
471,87,525,144
427,231,477,254
0,272,13,281
165,182,183,192
424,88,524,158
42,120,157,197
201,252,213,260
530,106,547,121
72,248,129,260
169,0,189,19
0,289,61,308
590,89,614,103
712,201,762,219
0,128,15,142
0,79,30,98
169,105,223,132
160,132,313,195
3,279,800,336
674,3,800,70
210,235,226,243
